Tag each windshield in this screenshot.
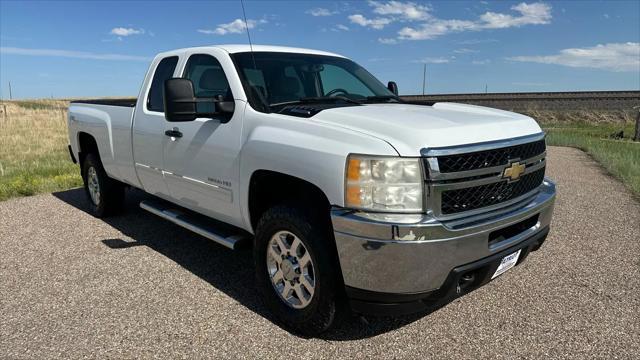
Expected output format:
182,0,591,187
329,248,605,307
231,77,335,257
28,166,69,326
231,52,395,112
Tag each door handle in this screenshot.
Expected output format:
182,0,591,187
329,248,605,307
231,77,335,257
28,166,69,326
165,129,183,138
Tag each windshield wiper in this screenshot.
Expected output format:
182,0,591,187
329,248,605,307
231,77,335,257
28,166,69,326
364,95,402,103
270,95,362,108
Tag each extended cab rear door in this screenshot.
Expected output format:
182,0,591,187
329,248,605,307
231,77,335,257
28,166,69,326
161,49,245,227
132,55,181,198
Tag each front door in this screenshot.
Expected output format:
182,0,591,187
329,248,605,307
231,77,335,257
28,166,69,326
132,55,180,198
162,52,244,226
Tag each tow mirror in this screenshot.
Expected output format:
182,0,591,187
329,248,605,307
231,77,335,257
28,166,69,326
163,78,235,123
215,95,235,115
164,78,197,122
387,81,399,96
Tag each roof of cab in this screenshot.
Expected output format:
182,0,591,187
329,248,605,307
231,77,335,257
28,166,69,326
155,44,346,59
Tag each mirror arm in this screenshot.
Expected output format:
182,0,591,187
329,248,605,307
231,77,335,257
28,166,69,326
173,97,232,104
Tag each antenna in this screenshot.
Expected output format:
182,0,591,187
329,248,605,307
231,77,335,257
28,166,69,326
240,0,257,70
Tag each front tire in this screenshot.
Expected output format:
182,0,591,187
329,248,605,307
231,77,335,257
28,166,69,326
254,205,344,336
82,153,124,217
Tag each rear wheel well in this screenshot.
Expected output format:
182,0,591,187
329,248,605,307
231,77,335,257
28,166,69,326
77,132,99,166
248,170,331,231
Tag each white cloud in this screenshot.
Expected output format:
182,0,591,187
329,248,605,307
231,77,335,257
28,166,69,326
369,0,431,21
0,46,151,61
472,59,491,65
480,2,551,29
378,37,398,44
399,19,479,40
306,8,336,17
348,14,392,29
454,48,479,54
198,19,266,35
603,14,610,19
323,24,350,32
457,38,498,45
355,1,552,41
412,57,453,64
508,42,640,72
110,27,144,36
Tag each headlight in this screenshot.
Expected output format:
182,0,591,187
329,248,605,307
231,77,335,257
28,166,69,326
345,154,424,212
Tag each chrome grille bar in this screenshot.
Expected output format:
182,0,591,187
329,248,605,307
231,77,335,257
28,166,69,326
423,133,547,221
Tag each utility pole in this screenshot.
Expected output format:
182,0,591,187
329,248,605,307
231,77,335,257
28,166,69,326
634,106,640,142
8,81,12,100
485,84,488,94
422,64,426,95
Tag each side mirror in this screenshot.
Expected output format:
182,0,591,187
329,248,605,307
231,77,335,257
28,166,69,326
215,95,235,115
387,81,399,96
163,78,235,123
164,78,197,122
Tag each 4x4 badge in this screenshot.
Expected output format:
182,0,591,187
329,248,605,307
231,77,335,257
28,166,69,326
503,161,526,181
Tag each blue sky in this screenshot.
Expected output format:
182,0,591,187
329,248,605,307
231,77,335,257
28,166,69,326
1,0,639,99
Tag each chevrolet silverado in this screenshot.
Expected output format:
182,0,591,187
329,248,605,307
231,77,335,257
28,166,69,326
67,45,556,335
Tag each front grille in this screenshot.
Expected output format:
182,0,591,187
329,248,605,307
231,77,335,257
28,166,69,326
440,167,545,214
437,140,546,173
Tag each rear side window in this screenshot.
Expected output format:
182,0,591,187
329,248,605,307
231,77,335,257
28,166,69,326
147,56,179,112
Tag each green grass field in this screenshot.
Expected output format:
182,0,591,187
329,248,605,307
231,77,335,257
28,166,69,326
0,99,638,202
543,122,640,197
0,100,82,201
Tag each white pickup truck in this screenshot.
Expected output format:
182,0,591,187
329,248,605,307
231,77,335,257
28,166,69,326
67,45,556,335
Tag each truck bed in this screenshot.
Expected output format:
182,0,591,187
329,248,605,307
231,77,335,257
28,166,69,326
68,99,139,188
71,98,137,107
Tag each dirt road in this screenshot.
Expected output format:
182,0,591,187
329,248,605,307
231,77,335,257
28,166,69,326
1,147,638,358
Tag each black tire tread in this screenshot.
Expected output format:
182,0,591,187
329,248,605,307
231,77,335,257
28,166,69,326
254,204,344,336
82,153,125,217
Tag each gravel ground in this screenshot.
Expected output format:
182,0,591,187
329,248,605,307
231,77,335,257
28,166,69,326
1,146,639,359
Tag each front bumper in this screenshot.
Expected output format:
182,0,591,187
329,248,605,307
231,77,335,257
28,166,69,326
331,179,556,313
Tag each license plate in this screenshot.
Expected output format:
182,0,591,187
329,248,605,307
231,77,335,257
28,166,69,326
491,249,522,279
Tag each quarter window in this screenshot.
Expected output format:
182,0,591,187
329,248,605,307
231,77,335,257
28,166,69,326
147,56,179,112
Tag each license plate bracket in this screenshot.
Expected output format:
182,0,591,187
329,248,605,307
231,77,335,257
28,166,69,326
491,249,522,279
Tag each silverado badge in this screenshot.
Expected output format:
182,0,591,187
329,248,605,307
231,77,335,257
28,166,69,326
503,161,526,181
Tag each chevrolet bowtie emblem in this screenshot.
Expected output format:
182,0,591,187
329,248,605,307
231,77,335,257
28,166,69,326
503,161,526,181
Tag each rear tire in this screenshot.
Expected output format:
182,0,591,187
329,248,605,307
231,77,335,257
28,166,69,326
254,205,344,336
82,153,125,217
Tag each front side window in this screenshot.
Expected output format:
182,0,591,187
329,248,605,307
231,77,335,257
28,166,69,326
183,54,232,99
231,52,395,112
183,54,233,115
147,56,178,112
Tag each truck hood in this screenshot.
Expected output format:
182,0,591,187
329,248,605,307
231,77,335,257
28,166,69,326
311,102,543,156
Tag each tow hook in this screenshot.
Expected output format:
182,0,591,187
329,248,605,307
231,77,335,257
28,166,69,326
457,273,476,294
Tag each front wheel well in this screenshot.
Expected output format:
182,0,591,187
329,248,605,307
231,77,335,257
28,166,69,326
248,170,331,231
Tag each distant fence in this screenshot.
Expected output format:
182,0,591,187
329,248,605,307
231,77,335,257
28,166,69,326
400,91,640,111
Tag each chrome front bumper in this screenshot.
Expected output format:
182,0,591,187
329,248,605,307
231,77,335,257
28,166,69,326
331,179,556,294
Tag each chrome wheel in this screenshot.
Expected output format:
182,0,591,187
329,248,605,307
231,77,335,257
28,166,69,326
87,166,101,206
266,230,316,309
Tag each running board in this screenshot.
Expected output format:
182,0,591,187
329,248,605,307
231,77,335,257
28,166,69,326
140,200,247,250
